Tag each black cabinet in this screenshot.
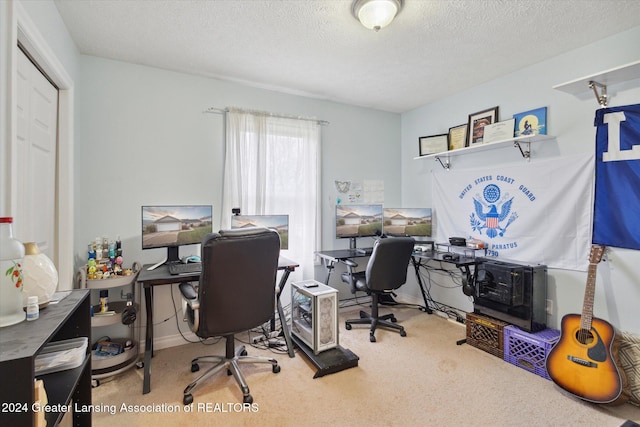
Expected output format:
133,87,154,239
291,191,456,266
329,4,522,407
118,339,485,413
0,290,91,426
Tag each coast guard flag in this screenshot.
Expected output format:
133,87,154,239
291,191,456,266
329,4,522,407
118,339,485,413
432,153,594,271
593,104,640,250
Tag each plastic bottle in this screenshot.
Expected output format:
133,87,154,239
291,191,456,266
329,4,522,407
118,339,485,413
0,217,26,327
26,296,39,321
99,289,108,313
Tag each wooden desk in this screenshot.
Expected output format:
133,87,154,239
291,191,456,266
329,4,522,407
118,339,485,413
136,256,298,394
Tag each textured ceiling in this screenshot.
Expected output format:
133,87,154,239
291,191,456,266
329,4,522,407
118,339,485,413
53,0,640,113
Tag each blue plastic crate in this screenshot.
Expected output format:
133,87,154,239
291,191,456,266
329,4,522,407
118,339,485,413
503,325,560,380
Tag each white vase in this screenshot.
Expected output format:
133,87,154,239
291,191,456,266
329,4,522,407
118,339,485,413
0,217,25,327
22,242,58,307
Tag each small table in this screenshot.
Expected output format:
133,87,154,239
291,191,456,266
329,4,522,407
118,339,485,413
136,256,298,394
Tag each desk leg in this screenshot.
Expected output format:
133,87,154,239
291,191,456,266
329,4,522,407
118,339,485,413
277,268,295,358
278,297,295,358
411,256,433,314
143,285,153,394
323,259,335,285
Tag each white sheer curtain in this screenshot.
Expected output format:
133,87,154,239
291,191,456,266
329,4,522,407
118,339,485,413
221,109,321,283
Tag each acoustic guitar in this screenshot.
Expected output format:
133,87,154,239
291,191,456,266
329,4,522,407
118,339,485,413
546,244,629,405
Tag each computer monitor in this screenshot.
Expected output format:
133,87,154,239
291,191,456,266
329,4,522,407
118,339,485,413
141,205,213,264
230,214,289,250
383,208,432,238
335,204,383,249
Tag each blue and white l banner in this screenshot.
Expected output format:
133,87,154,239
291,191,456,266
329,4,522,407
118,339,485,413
432,153,594,271
593,104,640,251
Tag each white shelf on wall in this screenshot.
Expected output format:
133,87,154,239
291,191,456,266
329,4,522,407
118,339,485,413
553,60,640,95
553,60,640,106
413,134,554,169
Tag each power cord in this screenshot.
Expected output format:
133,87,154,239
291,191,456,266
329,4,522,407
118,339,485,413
417,264,468,322
170,283,218,344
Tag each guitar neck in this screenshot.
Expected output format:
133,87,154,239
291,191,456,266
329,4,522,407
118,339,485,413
580,262,598,331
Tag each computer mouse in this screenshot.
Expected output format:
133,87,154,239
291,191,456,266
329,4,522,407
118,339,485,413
181,255,201,264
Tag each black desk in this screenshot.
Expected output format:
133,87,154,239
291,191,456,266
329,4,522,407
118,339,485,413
316,247,478,314
315,248,375,285
137,256,299,394
410,250,477,313
0,290,91,427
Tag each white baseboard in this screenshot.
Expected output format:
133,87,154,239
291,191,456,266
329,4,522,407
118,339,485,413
394,291,425,307
448,317,466,328
435,310,449,319
139,330,199,354
142,291,424,353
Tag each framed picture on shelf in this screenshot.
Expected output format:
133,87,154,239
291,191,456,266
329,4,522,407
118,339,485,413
467,106,499,145
418,134,449,156
448,124,468,150
513,107,547,137
482,118,515,144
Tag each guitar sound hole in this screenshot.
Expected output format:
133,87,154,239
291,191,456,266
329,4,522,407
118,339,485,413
575,328,594,345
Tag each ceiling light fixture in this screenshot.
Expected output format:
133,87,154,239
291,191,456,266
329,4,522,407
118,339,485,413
353,0,403,32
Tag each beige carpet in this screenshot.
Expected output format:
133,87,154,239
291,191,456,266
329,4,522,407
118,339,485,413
92,305,639,426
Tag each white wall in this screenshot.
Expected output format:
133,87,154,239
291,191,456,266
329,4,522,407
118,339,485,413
76,56,401,345
399,26,640,334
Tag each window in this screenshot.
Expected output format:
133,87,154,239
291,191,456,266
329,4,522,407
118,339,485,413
221,109,321,282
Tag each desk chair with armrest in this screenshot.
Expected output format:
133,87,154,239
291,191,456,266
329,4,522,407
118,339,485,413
341,236,415,342
179,227,281,405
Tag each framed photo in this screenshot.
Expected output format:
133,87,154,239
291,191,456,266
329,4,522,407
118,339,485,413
418,134,448,156
467,106,499,145
513,107,547,137
483,118,515,144
448,124,468,150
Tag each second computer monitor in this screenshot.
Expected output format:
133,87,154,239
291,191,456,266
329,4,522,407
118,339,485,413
335,204,383,239
383,208,432,237
230,214,289,250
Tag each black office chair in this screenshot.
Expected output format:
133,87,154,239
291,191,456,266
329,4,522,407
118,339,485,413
179,227,281,405
341,237,415,342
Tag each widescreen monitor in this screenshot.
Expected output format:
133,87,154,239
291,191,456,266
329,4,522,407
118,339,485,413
230,214,289,250
141,205,213,263
335,204,383,240
382,208,432,237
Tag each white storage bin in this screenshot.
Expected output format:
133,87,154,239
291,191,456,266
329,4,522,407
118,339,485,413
35,337,88,375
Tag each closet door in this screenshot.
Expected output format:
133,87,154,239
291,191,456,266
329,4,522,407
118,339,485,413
15,47,58,260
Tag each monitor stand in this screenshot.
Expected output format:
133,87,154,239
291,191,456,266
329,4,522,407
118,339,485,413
349,237,371,255
146,246,180,271
349,237,357,251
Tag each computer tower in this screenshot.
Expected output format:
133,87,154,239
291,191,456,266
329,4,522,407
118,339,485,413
291,280,339,354
473,259,547,332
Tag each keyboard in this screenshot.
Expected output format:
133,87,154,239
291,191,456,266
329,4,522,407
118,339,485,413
168,262,202,275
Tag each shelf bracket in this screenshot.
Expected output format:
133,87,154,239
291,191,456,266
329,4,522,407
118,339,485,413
513,141,531,160
588,80,608,107
435,156,450,170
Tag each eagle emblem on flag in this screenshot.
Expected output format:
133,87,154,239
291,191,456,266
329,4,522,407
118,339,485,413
470,184,518,238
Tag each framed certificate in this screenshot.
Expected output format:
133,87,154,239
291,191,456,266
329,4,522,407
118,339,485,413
448,124,468,150
419,134,449,156
483,118,515,144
